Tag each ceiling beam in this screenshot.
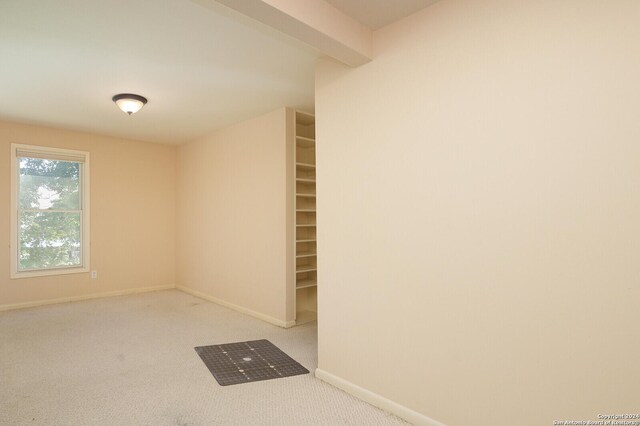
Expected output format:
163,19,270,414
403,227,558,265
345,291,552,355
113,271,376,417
211,0,372,67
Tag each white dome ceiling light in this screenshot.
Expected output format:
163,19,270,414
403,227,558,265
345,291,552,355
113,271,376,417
112,93,148,115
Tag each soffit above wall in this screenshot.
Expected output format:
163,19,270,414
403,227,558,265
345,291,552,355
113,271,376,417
324,0,443,30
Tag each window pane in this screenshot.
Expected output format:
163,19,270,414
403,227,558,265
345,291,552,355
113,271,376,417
18,158,80,210
18,211,81,270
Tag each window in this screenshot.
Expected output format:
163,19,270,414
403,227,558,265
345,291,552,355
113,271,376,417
10,144,90,278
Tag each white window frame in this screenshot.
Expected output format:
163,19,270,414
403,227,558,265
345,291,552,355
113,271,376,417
10,144,90,279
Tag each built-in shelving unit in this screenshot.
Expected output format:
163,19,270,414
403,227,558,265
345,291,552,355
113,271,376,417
293,110,317,325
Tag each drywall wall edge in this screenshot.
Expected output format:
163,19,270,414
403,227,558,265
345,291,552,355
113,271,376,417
176,285,296,328
315,368,446,426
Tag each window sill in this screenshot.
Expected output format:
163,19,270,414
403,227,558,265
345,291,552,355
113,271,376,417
10,267,89,279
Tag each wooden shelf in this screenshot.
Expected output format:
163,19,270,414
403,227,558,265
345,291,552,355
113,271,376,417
296,279,317,289
296,209,316,212
296,138,315,150
296,178,316,183
296,310,317,325
296,136,315,143
296,239,316,243
296,193,316,198
296,224,316,227
296,265,317,273
296,110,315,126
296,162,316,169
296,251,316,258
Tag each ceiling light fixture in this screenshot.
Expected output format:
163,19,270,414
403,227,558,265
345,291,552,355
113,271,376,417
112,93,148,115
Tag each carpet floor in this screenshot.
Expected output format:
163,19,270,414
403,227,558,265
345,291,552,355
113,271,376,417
0,289,407,425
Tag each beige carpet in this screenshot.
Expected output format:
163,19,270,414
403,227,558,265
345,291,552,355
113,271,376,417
0,290,407,425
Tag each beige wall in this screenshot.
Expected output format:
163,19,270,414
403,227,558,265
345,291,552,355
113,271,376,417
0,120,176,308
315,1,640,425
176,108,289,324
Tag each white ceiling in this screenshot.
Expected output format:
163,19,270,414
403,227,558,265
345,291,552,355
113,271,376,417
0,0,319,144
0,0,446,144
325,0,443,30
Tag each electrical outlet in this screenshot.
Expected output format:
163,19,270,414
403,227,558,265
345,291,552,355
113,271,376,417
91,270,97,279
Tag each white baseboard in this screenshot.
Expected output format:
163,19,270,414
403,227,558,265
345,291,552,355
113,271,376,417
176,285,295,328
0,284,176,312
315,368,446,426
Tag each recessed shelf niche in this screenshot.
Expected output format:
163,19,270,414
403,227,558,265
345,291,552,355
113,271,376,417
292,110,317,325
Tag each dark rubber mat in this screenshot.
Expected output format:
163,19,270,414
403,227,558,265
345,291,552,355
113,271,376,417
194,339,309,386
